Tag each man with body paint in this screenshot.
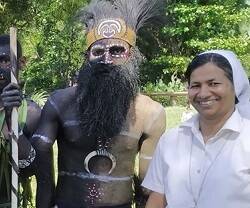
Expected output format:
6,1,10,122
31,0,166,207
0,34,41,206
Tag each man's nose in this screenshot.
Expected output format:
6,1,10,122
102,51,113,64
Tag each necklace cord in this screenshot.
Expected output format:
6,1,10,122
188,135,228,207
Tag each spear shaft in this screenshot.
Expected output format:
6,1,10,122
10,27,19,208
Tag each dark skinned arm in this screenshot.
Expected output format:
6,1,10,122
1,83,42,176
19,100,41,177
31,98,58,208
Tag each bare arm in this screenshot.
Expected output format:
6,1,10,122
31,97,59,208
139,105,166,180
0,83,42,176
18,100,41,176
145,192,166,208
23,99,41,138
135,97,166,207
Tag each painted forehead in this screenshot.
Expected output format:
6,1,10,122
90,38,130,49
0,45,10,57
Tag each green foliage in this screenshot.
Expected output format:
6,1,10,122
1,0,87,93
140,0,250,85
0,137,11,203
0,1,34,34
19,177,34,208
30,90,49,107
142,74,185,92
21,0,87,93
0,0,249,92
142,74,187,106
165,106,187,129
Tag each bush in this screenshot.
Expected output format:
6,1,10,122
141,74,188,106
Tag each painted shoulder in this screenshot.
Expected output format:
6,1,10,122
135,93,165,116
26,98,41,110
48,86,77,110
25,99,41,118
22,98,42,137
135,93,166,133
50,87,76,102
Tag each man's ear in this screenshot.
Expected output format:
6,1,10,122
18,56,27,70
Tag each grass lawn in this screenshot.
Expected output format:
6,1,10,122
165,105,194,130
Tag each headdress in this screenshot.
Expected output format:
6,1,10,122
202,50,250,119
76,0,165,49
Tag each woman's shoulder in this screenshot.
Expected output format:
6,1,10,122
159,127,181,145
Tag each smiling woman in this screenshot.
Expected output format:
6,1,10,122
185,53,237,142
142,50,250,208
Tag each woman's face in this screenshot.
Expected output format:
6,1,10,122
188,62,235,121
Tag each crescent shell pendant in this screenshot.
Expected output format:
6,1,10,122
84,149,116,175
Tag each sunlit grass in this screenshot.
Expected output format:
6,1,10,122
165,105,196,130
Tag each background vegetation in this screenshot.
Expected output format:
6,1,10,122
141,0,250,94
0,0,249,97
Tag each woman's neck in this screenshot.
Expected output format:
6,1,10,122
199,108,234,143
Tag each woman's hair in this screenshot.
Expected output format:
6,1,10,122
185,53,233,85
185,52,238,103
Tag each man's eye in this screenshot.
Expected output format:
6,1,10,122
109,46,125,56
91,48,105,56
0,56,10,63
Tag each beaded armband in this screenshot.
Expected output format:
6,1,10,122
19,146,36,169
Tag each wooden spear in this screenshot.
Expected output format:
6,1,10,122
9,27,19,208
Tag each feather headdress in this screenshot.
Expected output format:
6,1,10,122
76,0,166,48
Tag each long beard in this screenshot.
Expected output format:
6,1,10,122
76,57,139,138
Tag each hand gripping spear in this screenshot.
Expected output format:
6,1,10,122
9,27,19,208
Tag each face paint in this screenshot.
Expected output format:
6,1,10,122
0,46,11,90
0,45,11,69
88,39,130,65
0,67,11,90
0,55,11,69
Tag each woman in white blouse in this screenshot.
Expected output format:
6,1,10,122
142,50,250,208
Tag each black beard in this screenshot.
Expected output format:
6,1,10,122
76,59,139,138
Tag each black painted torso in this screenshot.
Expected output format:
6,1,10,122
49,87,143,207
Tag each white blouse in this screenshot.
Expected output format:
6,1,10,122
142,108,250,208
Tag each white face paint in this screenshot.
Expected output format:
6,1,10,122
88,38,130,65
0,46,11,70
